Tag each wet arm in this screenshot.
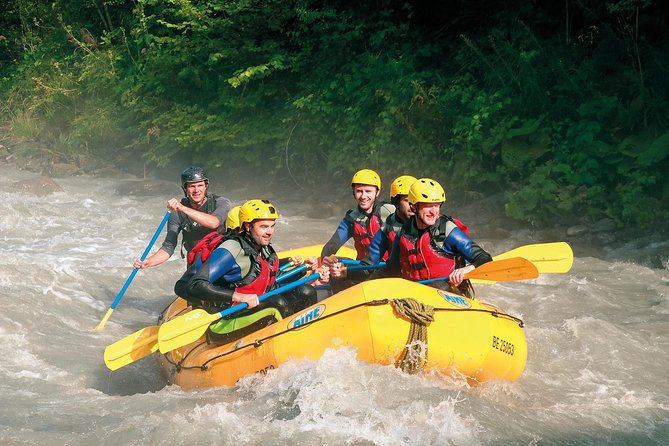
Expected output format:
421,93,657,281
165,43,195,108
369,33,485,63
158,212,181,257
177,246,244,305
442,228,492,267
320,218,352,258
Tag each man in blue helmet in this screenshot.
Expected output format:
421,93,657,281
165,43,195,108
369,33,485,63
133,166,232,269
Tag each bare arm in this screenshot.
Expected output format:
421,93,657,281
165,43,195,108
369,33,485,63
133,248,171,269
167,198,221,229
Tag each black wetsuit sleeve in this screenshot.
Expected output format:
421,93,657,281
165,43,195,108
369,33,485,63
174,242,245,306
182,260,235,306
174,263,197,297
469,241,493,267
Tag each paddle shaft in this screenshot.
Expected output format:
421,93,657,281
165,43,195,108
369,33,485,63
95,211,171,330
113,211,170,309
216,272,320,319
343,262,385,271
275,264,308,283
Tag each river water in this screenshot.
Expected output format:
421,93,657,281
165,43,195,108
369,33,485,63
1,165,667,445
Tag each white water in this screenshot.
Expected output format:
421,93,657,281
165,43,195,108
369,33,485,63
1,166,667,445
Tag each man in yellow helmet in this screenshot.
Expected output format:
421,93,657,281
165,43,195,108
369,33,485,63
371,178,492,296
320,169,395,293
175,199,323,342
330,175,417,283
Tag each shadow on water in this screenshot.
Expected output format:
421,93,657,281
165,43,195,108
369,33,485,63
94,357,169,396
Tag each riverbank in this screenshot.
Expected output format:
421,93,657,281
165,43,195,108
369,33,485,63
2,140,667,269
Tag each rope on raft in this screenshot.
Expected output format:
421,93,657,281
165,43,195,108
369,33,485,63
390,298,435,375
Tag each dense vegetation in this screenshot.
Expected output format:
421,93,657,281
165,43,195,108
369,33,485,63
1,0,668,227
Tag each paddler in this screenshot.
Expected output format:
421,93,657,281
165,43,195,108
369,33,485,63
330,175,417,283
174,199,327,343
185,203,243,267
368,178,492,297
320,168,395,293
133,166,232,269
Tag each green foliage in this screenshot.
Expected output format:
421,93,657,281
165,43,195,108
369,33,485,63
1,0,668,227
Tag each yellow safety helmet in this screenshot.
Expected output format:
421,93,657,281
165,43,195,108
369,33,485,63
389,175,418,198
351,169,381,189
238,199,279,224
408,178,446,205
225,205,241,231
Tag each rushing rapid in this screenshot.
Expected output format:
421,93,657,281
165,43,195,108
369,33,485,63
1,166,667,445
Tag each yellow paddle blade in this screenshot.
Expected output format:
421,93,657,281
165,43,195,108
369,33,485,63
494,242,574,273
467,257,539,282
94,308,114,331
103,326,159,371
157,309,219,353
472,242,574,284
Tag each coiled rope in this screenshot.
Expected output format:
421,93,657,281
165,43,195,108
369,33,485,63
390,298,435,374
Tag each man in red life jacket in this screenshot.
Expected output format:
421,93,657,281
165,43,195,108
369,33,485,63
320,169,395,293
134,166,232,269
330,175,417,283
174,199,325,343
370,178,491,297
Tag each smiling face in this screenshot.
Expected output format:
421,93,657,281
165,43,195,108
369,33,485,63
352,184,379,213
246,219,276,246
184,180,208,206
414,202,441,229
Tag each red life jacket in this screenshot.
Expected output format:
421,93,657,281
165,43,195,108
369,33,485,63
346,205,384,260
230,235,279,296
187,230,226,266
398,215,469,281
387,227,397,250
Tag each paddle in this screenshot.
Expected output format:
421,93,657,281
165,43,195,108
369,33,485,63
157,273,322,354
275,264,308,283
314,257,538,290
418,256,538,284
471,242,573,284
104,325,159,371
342,262,385,271
493,242,573,273
95,211,171,331
104,273,321,370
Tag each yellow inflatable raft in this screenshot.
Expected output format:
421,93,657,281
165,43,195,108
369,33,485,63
156,278,527,390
